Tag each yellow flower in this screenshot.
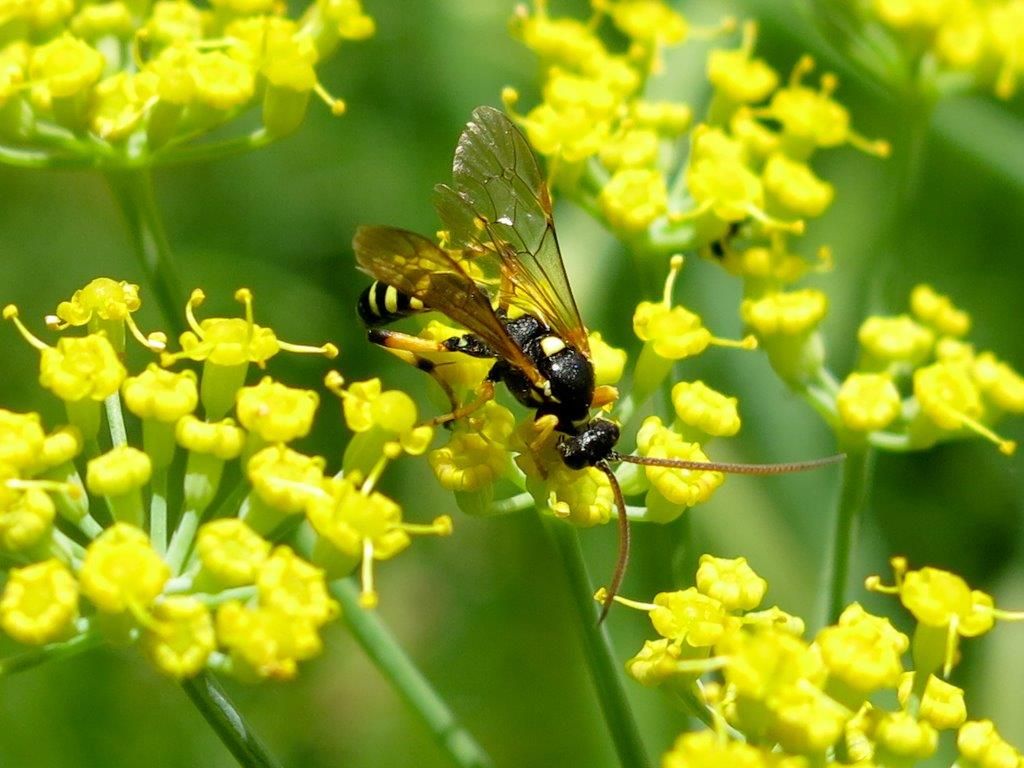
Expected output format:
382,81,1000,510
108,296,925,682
144,596,215,678
547,465,616,527
190,51,254,110
625,638,683,687
79,523,169,613
588,332,627,386
332,377,433,455
166,288,337,368
86,445,152,497
236,377,319,444
816,602,907,697
70,2,134,39
837,373,902,432
631,100,692,134
53,277,141,326
176,416,246,459
858,315,934,365
429,403,515,492
306,476,408,559
741,289,827,337
707,23,779,104
257,546,338,626
719,626,826,701
123,364,199,422
766,58,889,156
599,168,668,232
635,416,723,507
973,352,1024,412
649,588,732,647
598,128,659,170
898,673,966,730
39,335,126,402
874,711,938,760
899,565,994,635
0,486,55,551
769,683,851,756
0,409,46,470
29,34,104,100
90,71,159,140
216,601,321,680
762,153,834,218
671,380,741,437
143,2,204,46
662,730,771,768
958,720,1024,768
910,284,971,337
633,303,712,360
196,519,270,587
520,101,612,163
695,554,766,611
687,150,765,224
247,445,325,515
0,559,78,645
605,0,688,46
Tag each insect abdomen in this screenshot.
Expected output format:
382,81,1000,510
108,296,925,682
357,281,426,326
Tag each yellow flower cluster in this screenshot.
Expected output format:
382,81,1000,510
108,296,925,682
0,278,444,681
0,0,373,166
852,0,1024,98
835,284,1022,454
623,555,1024,766
512,4,885,269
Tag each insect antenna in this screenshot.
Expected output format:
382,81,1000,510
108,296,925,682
596,460,630,625
593,451,844,623
607,451,846,475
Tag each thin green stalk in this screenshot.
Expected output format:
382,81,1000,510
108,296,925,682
542,518,650,768
487,492,534,515
150,467,168,556
105,168,186,335
822,445,874,626
0,626,102,675
181,671,282,768
329,579,494,768
105,391,128,448
154,129,274,167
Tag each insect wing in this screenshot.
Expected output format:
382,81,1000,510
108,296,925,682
434,106,589,355
352,225,541,382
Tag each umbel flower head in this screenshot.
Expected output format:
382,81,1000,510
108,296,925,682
620,554,1024,766
0,278,445,682
0,0,374,169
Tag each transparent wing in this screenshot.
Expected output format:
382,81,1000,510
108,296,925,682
352,225,542,383
433,106,589,355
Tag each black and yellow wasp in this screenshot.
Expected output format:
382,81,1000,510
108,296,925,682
353,106,839,619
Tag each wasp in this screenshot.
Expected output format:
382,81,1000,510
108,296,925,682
354,107,840,620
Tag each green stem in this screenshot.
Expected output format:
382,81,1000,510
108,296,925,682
329,579,494,768
822,445,874,626
542,518,650,768
487,492,534,515
0,626,102,675
154,129,274,167
150,467,168,556
181,671,282,768
105,168,186,336
105,391,128,448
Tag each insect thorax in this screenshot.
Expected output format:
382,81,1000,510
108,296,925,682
496,315,595,434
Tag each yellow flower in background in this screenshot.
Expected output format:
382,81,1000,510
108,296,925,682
0,0,374,165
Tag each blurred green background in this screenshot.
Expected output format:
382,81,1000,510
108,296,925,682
1,0,1023,766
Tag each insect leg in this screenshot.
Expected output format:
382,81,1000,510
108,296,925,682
427,379,496,427
367,328,498,421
